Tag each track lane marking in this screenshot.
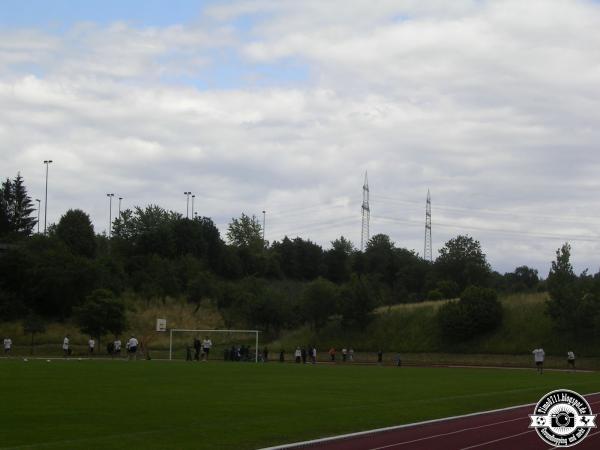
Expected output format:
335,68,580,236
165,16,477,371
260,393,600,450
459,430,534,449
366,398,600,450
366,416,525,449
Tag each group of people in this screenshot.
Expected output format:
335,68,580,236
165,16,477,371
292,346,318,364
186,337,213,361
532,347,576,373
60,335,139,359
326,347,355,362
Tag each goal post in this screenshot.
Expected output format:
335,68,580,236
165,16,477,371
168,329,260,362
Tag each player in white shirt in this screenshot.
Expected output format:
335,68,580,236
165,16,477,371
114,338,122,356
567,351,576,371
127,336,138,360
63,336,70,357
88,338,95,355
3,337,12,355
294,347,302,363
202,337,212,361
532,347,545,374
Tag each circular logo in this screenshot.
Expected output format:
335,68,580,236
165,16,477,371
530,389,597,447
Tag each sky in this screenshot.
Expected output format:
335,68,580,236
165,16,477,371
2,0,600,275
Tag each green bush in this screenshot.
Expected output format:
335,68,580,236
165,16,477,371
427,289,444,301
438,286,503,341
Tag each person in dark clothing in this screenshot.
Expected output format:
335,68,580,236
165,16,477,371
301,347,307,364
186,345,192,361
377,350,383,365
263,347,268,362
279,349,285,362
193,337,201,361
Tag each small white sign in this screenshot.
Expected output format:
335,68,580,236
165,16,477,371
156,318,167,332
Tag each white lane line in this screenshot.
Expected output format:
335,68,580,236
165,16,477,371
367,397,600,450
367,417,525,450
259,393,600,450
459,430,534,450
546,428,600,450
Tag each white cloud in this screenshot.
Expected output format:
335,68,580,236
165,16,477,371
2,1,600,274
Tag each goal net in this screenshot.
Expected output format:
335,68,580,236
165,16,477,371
168,329,260,362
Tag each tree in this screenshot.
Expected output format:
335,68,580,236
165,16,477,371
364,234,397,286
505,266,539,292
226,213,263,250
55,209,96,257
339,275,376,329
300,277,339,330
438,286,502,341
546,243,579,331
11,173,36,236
435,235,491,291
74,289,128,341
0,174,36,238
23,314,46,354
324,236,354,283
0,179,11,236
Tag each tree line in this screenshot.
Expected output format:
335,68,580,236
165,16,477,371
4,172,584,343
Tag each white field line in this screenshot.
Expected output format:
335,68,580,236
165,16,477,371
259,393,600,450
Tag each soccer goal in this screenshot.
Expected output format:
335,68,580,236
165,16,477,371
168,329,261,362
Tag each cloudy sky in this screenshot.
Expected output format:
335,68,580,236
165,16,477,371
2,0,600,275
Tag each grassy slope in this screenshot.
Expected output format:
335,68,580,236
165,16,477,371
1,360,600,450
274,292,594,360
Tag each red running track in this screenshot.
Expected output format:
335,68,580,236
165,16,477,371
263,393,600,450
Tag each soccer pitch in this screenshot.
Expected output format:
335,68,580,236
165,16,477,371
2,360,599,450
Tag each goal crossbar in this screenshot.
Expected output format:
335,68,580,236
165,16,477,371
168,329,261,362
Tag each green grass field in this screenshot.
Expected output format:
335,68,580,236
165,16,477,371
2,359,600,450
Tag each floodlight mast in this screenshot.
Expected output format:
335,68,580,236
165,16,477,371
168,329,261,363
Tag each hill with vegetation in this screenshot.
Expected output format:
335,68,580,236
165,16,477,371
2,173,600,363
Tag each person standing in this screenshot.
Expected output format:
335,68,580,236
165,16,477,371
3,337,12,355
202,336,212,361
329,347,336,362
279,348,285,362
377,350,383,365
114,338,122,356
532,347,545,374
567,351,576,371
294,347,301,363
88,338,95,355
311,347,317,364
127,336,138,360
263,347,269,362
193,337,201,361
301,347,307,364
349,348,354,362
342,348,347,362
63,335,70,357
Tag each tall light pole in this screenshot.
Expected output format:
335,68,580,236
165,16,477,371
262,210,266,245
106,193,115,237
35,199,41,233
118,197,123,218
191,194,195,219
43,160,52,235
184,192,191,218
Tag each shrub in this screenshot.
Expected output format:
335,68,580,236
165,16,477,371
438,286,502,341
427,289,444,301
